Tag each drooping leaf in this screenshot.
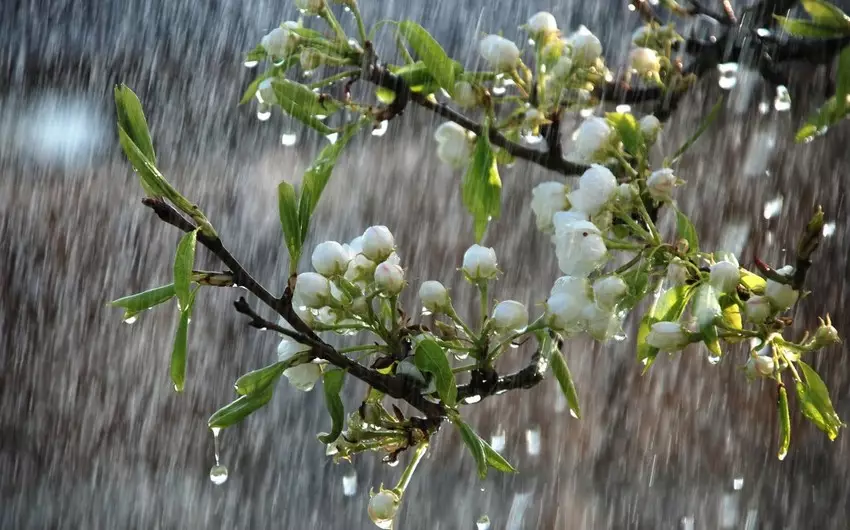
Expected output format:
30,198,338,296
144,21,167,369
462,129,502,242
234,361,290,396
670,96,723,162
453,417,488,479
173,229,199,311
208,384,276,429
244,43,267,63
278,181,301,270
797,361,844,440
800,0,850,29
637,284,696,371
675,210,699,253
551,349,582,419
117,126,166,197
319,368,347,444
297,120,366,245
170,303,193,393
114,84,156,164
388,61,437,89
271,79,339,134
482,438,518,474
397,21,456,92
777,384,791,460
109,283,176,319
773,15,848,37
414,338,457,407
606,112,644,157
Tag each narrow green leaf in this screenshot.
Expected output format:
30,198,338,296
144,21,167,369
114,84,156,164
208,384,275,429
637,284,696,370
388,61,437,88
414,338,457,407
606,112,644,156
794,95,847,142
777,384,791,460
397,21,456,92
271,79,340,134
702,324,722,357
117,126,166,197
170,305,192,393
795,381,836,440
801,0,850,29
109,283,176,317
675,210,699,253
462,129,502,242
619,260,653,310
453,417,488,479
297,120,365,245
278,181,302,269
245,43,267,62
773,15,847,37
173,229,199,311
671,97,723,162
798,361,844,439
234,361,289,396
482,438,518,474
319,369,347,444
551,349,582,419
836,45,850,111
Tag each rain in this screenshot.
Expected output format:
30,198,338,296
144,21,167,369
2,0,850,528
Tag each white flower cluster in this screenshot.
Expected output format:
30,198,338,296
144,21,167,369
545,274,627,341
433,122,475,168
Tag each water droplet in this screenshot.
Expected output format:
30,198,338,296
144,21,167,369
343,5,351,12
315,114,327,120
243,60,259,68
763,196,783,219
123,315,138,325
707,353,721,365
579,107,593,118
758,101,770,114
523,133,543,144
463,395,482,404
773,85,791,112
372,120,389,137
386,458,400,468
209,464,229,485
756,28,772,38
420,308,433,317
490,427,506,452
628,3,636,10
492,85,506,96
374,519,393,529
477,515,491,530
615,104,631,113
823,222,836,237
717,63,738,90
569,408,580,419
325,132,339,144
281,133,297,146
502,78,516,87
342,470,357,496
257,109,272,121
733,476,744,490
525,427,541,456
508,342,519,349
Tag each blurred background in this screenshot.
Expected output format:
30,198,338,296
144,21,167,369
2,0,849,528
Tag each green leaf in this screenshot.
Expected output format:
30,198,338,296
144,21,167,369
739,269,766,293
797,361,844,440
453,417,488,479
388,61,437,89
234,361,290,396
702,323,722,357
297,120,365,245
414,338,457,407
801,0,850,29
719,294,744,340
397,21,456,92
551,349,582,419
675,210,699,253
482,438,518,474
836,45,850,111
462,129,502,241
619,260,653,310
114,84,156,164
637,284,696,371
670,96,723,162
170,302,193,393
278,181,302,270
245,43,267,63
173,229,199,311
794,96,847,142
375,87,397,104
109,283,176,319
271,79,340,134
773,15,847,37
208,384,275,429
319,368,346,444
117,126,166,197
777,384,791,460
606,112,644,156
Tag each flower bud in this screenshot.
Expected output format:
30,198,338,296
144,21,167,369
645,321,690,352
693,284,722,329
531,181,569,232
368,489,401,527
294,272,331,308
295,0,325,13
546,276,591,331
746,350,775,378
568,164,617,216
710,258,740,294
615,182,637,204
278,338,320,391
299,48,323,70
550,56,573,80
257,78,277,105
361,225,395,262
260,22,299,57
419,281,450,312
479,34,521,71
629,47,661,75
527,12,558,35
639,114,661,142
436,138,473,168
311,241,352,276
462,244,499,281
566,25,602,63
452,81,478,107
570,117,612,164
765,265,799,310
808,315,841,349
592,276,628,310
646,168,679,201
491,300,528,331
744,295,772,324
345,254,377,284
553,218,608,276
666,257,689,286
582,303,623,341
374,262,405,295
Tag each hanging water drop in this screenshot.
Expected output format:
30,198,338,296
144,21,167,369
477,515,491,530
326,132,339,144
569,408,580,419
342,469,358,497
123,315,138,325
374,519,393,530
707,353,721,365
243,60,259,68
453,350,469,361
773,86,791,112
281,133,297,146
463,395,482,404
372,120,389,137
257,109,272,121
386,458,400,468
209,464,229,485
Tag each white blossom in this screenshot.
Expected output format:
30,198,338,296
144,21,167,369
570,117,612,163
765,265,799,310
462,244,499,281
491,300,528,331
639,114,661,140
645,321,690,352
666,257,689,286
568,164,617,216
531,181,569,232
566,25,603,63
452,81,478,107
479,34,521,71
629,47,661,75
646,168,679,201
546,276,592,331
745,295,772,324
582,303,623,341
344,254,376,285
746,349,775,377
710,255,740,293
260,22,299,57
294,272,330,308
592,275,628,310
527,12,558,35
419,281,450,312
553,218,608,276
311,241,352,276
277,338,320,391
434,122,474,168
361,225,395,262
374,262,405,295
